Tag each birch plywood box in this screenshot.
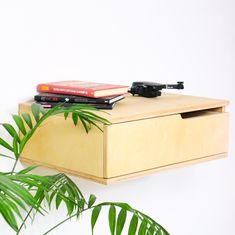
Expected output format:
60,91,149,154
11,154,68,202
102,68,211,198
19,93,229,184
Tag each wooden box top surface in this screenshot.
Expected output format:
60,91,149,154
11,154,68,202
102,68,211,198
20,93,229,124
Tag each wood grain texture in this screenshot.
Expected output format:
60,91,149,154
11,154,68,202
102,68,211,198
20,92,229,123
105,112,229,177
21,153,227,185
19,93,229,183
103,153,227,184
19,105,104,177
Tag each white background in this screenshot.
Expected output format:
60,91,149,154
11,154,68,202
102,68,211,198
0,0,234,234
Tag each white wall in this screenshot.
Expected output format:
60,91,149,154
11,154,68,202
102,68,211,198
0,0,234,234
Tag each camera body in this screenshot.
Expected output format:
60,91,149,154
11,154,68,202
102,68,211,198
128,81,184,98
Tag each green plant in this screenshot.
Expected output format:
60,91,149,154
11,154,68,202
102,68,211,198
0,103,170,235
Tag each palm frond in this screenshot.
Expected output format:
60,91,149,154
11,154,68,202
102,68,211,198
90,202,170,235
43,200,170,235
17,103,110,153
0,166,87,232
44,173,86,215
0,103,169,235
0,103,110,232
1,103,110,161
0,172,46,231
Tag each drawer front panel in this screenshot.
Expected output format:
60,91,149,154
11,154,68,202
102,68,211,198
105,112,229,178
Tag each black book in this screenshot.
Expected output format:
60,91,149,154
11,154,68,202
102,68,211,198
34,93,124,104
36,101,116,110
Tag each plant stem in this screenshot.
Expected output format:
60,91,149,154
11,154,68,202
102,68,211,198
16,207,34,235
42,213,77,235
0,154,15,160
42,206,92,235
11,159,18,174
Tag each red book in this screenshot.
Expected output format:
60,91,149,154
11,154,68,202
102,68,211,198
37,80,129,98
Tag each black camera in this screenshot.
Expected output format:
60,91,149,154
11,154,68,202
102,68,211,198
128,81,184,98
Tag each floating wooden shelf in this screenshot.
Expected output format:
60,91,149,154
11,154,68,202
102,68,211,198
19,93,229,184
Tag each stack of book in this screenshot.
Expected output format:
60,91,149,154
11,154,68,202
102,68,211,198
35,80,129,110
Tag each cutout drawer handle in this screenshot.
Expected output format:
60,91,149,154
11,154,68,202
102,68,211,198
180,107,225,119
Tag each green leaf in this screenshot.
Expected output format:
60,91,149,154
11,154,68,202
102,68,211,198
80,110,111,124
0,193,23,222
21,112,33,129
0,184,27,212
109,205,116,235
12,115,26,135
78,116,90,133
63,104,98,112
156,229,163,235
72,113,78,126
91,206,101,235
0,175,40,211
116,208,127,235
46,174,86,217
31,103,41,122
0,137,13,151
66,176,84,199
19,131,33,153
0,200,18,232
147,223,156,235
49,190,57,207
64,197,74,215
17,165,39,175
40,106,47,115
128,215,138,235
13,134,19,159
115,202,132,211
138,219,147,235
1,123,20,143
88,194,96,208
34,188,45,205
64,111,69,120
9,177,45,191
55,194,63,209
78,113,103,132
44,190,50,206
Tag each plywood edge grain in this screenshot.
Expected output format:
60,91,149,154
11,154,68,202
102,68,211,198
20,153,227,185
103,153,227,184
20,157,108,184
103,125,108,178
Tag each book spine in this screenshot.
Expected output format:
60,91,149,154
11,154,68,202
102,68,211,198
37,84,95,98
34,95,108,104
37,102,113,110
